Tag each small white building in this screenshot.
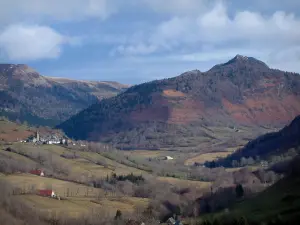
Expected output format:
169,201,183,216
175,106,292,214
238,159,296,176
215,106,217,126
164,156,174,160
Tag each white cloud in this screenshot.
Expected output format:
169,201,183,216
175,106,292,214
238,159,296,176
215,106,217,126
0,24,72,61
1,0,299,76
114,1,300,67
112,44,157,56
140,0,211,15
266,46,300,72
0,0,119,25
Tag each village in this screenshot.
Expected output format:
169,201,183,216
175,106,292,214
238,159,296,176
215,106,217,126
18,130,86,147
19,130,67,145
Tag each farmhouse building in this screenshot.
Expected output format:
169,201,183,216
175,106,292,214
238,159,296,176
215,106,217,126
38,190,56,198
30,169,45,176
164,156,174,160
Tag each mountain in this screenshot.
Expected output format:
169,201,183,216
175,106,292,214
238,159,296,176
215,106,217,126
57,55,300,149
211,115,300,167
0,64,129,126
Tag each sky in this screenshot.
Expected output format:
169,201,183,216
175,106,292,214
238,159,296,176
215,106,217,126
0,0,299,84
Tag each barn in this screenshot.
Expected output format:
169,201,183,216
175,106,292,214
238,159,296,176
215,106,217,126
38,190,56,198
30,169,45,176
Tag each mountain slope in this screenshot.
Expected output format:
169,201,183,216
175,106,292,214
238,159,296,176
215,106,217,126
57,55,300,149
197,163,300,224
0,64,129,126
212,115,300,167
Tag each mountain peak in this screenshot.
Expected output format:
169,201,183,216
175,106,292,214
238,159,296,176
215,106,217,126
209,55,269,72
234,54,249,61
224,54,269,68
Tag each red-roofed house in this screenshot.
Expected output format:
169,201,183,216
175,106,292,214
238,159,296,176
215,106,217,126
38,190,56,198
30,169,45,176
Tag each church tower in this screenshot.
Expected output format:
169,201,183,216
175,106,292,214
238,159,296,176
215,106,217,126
36,131,40,141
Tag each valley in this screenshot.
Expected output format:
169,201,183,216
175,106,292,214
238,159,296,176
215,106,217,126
0,56,300,225
1,112,299,225
1,0,300,224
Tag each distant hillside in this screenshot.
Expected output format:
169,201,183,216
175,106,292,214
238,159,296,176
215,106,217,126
196,168,300,224
57,55,300,149
0,117,34,142
210,115,300,167
0,64,129,126
0,117,66,142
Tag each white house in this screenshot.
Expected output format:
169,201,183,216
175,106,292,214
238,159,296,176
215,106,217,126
51,190,56,198
164,156,174,160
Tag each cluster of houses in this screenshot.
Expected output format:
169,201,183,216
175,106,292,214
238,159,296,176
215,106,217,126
20,131,67,145
19,130,86,147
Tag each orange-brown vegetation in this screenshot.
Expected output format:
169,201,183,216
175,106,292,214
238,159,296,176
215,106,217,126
0,119,33,142
168,99,205,124
222,94,300,124
162,89,186,97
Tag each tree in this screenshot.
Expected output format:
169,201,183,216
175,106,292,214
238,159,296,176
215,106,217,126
232,160,239,167
246,157,255,165
23,121,28,127
240,157,247,166
16,119,21,125
115,210,122,220
235,184,244,198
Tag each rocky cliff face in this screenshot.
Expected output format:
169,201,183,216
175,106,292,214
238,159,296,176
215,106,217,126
57,55,300,149
0,64,129,126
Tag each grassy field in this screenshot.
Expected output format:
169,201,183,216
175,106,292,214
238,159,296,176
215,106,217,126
4,143,147,178
17,194,149,218
1,173,149,218
0,173,104,197
123,150,170,159
0,150,37,165
0,142,159,219
0,140,215,220
225,166,260,172
157,177,212,190
76,151,146,176
184,152,233,166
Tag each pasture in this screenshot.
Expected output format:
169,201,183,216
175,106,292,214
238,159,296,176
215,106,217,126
184,152,233,166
